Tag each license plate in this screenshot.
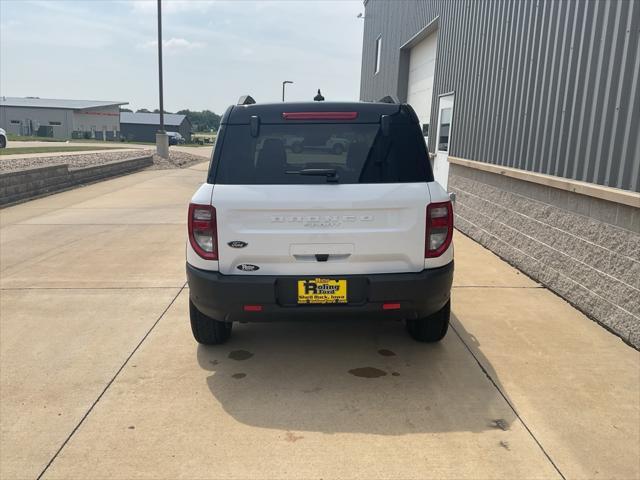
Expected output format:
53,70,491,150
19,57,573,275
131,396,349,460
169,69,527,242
297,278,347,304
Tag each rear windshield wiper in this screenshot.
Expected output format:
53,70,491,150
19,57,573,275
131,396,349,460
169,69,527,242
285,168,339,183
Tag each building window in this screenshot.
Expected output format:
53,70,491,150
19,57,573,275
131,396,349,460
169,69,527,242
438,108,452,152
49,121,62,126
374,36,382,74
10,120,20,124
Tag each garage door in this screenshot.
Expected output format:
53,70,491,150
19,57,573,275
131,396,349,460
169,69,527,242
406,32,438,144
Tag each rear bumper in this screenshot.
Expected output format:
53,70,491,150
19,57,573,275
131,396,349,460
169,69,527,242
187,262,453,322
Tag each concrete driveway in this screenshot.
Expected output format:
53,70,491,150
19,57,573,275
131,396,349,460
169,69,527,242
1,163,638,479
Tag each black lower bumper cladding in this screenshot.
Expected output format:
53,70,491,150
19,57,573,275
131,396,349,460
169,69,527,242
186,262,453,322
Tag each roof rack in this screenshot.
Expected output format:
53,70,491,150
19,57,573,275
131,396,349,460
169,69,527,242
237,95,256,105
378,95,397,104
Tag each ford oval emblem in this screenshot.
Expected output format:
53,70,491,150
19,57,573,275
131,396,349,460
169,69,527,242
237,264,259,272
228,240,248,249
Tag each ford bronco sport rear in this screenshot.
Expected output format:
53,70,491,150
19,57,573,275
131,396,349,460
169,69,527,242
186,98,454,345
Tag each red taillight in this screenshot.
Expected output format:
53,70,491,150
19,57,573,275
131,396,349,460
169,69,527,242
188,203,218,260
426,201,453,258
243,305,263,312
282,111,358,121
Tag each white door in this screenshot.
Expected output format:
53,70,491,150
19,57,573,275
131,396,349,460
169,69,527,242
434,94,454,189
406,32,438,147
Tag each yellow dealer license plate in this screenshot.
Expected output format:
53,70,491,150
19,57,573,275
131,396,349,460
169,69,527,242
297,278,347,304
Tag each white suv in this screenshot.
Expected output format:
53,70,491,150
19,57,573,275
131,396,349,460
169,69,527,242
186,99,454,345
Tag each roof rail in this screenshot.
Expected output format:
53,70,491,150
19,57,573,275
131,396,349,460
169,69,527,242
237,95,256,105
378,95,397,104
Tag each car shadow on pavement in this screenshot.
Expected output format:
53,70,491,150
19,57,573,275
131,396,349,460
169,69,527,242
197,315,516,435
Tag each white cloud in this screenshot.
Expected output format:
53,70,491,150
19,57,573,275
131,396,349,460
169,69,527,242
138,37,205,52
2,0,364,113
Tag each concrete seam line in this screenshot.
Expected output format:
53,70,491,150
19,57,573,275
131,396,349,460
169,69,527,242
450,323,567,480
455,223,640,349
35,282,187,480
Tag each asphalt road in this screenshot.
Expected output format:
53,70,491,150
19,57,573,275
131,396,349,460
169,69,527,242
1,162,638,479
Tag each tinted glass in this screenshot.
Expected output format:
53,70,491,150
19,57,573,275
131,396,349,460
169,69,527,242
438,108,452,152
214,120,432,185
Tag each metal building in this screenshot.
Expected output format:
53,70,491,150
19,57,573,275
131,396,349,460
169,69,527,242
360,0,640,346
0,97,127,140
120,112,192,143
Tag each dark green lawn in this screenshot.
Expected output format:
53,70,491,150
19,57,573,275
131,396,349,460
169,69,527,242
0,146,129,156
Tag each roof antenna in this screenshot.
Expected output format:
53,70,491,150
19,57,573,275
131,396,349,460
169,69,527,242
314,89,325,101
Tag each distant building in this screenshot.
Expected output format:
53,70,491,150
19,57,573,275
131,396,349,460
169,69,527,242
120,112,192,143
0,97,128,140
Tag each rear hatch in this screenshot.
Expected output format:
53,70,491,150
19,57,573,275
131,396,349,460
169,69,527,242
210,105,434,276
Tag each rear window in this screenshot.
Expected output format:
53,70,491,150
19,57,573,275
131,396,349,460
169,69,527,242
213,117,432,185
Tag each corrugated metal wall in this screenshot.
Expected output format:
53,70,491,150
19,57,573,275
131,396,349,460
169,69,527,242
360,0,640,192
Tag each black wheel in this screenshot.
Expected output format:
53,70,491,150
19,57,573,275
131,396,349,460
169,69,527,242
332,143,344,155
291,141,303,153
406,300,450,342
189,299,232,345
0,136,6,149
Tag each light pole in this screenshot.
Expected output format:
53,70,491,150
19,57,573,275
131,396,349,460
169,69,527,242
282,80,293,102
155,0,169,158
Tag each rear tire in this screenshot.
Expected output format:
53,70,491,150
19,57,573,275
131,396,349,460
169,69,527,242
189,299,232,345
0,136,6,149
406,300,450,342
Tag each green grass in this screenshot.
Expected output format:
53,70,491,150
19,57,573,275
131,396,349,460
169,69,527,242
6,134,66,142
0,146,129,156
67,139,156,146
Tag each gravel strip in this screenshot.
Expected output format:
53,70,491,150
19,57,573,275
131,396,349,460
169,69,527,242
150,151,209,170
0,149,207,173
0,150,152,173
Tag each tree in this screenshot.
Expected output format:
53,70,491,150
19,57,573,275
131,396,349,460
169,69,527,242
177,109,221,131
129,107,222,132
120,107,133,112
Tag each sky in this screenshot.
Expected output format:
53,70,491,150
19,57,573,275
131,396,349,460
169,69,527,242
0,0,365,114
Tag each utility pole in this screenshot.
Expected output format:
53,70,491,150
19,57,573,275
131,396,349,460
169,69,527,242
156,0,169,158
282,80,293,102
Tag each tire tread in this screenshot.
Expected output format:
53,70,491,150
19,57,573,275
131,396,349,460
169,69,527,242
406,300,450,342
189,300,232,345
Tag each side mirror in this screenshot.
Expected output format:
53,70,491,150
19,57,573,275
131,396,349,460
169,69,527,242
449,192,457,204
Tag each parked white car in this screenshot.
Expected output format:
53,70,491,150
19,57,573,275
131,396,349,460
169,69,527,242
186,99,454,345
0,128,7,148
